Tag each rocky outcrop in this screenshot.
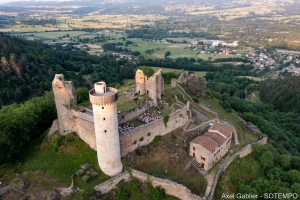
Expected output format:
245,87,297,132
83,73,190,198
178,72,207,97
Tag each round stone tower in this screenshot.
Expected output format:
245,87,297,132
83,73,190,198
89,81,122,176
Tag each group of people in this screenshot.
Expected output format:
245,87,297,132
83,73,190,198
119,123,134,134
137,108,162,124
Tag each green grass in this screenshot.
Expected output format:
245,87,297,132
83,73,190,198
249,91,261,103
22,31,91,40
214,154,263,199
0,132,110,198
197,53,238,60
117,95,136,112
150,66,207,77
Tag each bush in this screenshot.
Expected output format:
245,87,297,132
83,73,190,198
135,148,142,156
51,134,64,152
153,135,162,142
139,137,144,141
192,97,199,103
147,132,151,136
150,186,166,200
163,115,169,127
206,90,215,99
116,188,130,200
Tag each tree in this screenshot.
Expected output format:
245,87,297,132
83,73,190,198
76,87,89,104
281,154,291,169
137,66,154,77
259,150,274,170
164,51,171,58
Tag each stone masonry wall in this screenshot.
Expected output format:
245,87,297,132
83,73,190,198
58,104,189,156
94,169,203,200
75,118,96,150
120,106,189,157
94,171,130,194
131,169,203,200
118,102,150,124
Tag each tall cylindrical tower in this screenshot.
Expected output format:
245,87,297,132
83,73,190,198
89,81,122,176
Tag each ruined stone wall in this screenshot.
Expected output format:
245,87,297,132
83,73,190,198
118,102,150,124
135,70,146,95
135,69,164,104
94,169,203,200
48,120,59,137
120,106,189,156
75,117,96,150
131,169,203,200
52,74,77,135
171,78,177,88
94,171,130,194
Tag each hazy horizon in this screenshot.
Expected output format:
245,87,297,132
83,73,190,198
0,0,72,5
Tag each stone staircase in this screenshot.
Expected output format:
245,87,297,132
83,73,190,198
192,160,207,176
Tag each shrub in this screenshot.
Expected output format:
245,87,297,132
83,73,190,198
51,134,64,152
135,149,142,156
133,140,137,144
139,137,144,141
192,97,199,103
150,186,166,200
116,188,130,200
153,135,162,142
206,90,215,99
147,132,151,136
163,115,169,127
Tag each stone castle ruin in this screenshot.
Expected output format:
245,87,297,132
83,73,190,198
178,72,207,97
52,69,189,176
135,69,164,106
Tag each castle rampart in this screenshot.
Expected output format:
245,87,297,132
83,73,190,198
120,106,189,157
94,169,203,200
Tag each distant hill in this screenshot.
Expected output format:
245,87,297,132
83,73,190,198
0,33,135,107
2,0,231,7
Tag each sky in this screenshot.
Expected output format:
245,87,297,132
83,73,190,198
0,0,70,5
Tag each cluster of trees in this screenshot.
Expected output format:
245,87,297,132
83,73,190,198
259,76,300,112
238,144,300,194
205,72,259,98
0,33,136,107
126,27,217,40
0,92,56,164
20,18,57,26
216,143,300,198
139,58,254,75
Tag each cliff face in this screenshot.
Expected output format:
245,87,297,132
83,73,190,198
178,72,207,97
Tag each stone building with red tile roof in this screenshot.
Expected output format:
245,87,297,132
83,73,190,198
189,121,235,171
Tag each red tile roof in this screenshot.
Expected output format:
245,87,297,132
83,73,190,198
203,131,226,145
190,135,219,152
209,122,234,138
